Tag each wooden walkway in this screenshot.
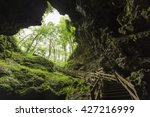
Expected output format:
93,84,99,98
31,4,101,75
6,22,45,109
56,66,140,100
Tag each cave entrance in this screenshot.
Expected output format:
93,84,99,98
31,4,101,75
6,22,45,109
15,4,77,66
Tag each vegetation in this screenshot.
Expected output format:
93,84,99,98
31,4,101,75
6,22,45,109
0,4,88,100
0,0,150,100
0,50,88,99
15,9,77,66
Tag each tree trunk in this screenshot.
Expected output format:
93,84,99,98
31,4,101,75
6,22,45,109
26,34,39,53
63,45,67,62
48,39,52,59
29,39,39,54
18,34,32,45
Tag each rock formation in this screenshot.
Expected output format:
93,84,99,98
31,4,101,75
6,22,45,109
0,0,150,99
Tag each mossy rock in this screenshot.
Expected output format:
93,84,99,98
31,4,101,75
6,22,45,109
0,35,20,59
0,60,88,99
65,60,84,70
0,35,88,99
12,53,54,72
0,35,20,53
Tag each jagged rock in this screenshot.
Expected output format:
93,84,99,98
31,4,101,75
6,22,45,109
0,0,47,35
0,0,150,99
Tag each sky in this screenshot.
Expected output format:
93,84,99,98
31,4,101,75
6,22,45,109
22,9,63,36
44,9,62,25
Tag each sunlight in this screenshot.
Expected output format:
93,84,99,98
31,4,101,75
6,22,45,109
44,9,62,25
16,8,76,65
23,9,66,35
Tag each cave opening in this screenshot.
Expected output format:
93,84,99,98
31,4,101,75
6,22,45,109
0,1,87,100
14,4,77,66
0,0,150,100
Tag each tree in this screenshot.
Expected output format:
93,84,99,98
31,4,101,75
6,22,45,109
15,9,77,66
57,16,76,61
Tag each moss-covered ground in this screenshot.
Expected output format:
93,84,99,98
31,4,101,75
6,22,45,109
0,52,88,99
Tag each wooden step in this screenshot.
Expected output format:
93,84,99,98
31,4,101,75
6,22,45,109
103,91,129,96
102,80,131,100
102,95,132,100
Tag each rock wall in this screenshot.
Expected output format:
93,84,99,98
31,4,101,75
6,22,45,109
57,0,150,99
0,0,47,35
0,0,150,99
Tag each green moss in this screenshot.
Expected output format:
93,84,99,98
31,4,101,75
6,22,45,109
128,70,144,86
61,80,89,99
117,0,137,34
17,87,40,96
12,53,54,72
0,76,21,94
65,59,84,71
0,35,20,59
65,60,75,69
0,34,88,99
0,84,13,92
0,59,88,99
0,35,19,53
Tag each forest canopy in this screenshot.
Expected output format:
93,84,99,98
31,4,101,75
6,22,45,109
14,6,77,66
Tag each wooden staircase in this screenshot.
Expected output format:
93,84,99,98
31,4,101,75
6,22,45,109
55,66,139,100
102,80,132,100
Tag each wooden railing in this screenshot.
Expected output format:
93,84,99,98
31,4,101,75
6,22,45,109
55,66,140,100
114,72,140,100
89,74,103,100
87,71,140,100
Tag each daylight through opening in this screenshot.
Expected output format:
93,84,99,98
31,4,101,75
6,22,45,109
15,3,77,66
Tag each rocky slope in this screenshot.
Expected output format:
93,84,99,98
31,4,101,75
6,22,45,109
53,0,150,99
0,0,150,99
0,36,88,99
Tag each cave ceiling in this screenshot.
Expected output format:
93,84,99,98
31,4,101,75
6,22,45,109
1,0,150,36
0,0,79,35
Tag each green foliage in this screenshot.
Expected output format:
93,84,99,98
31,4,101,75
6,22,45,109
44,1,53,16
0,7,86,99
65,60,77,70
15,10,77,65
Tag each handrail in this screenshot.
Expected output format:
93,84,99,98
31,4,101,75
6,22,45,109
114,72,140,100
56,66,140,100
87,71,140,100
95,71,140,100
90,75,103,100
